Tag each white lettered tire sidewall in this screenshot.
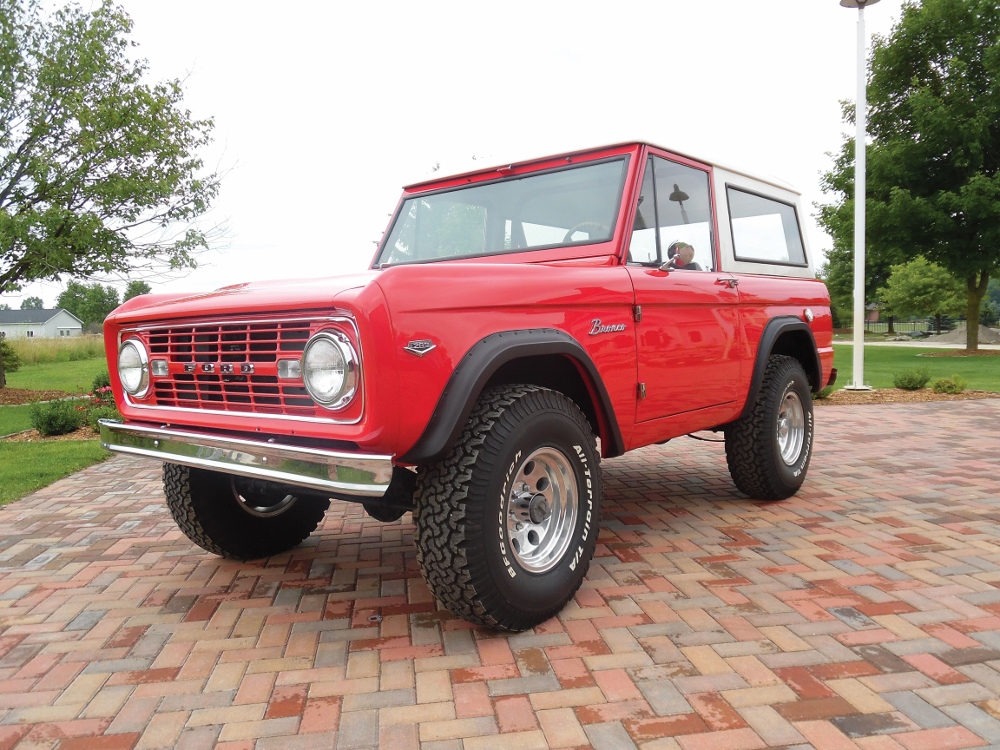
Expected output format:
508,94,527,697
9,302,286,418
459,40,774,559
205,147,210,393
482,409,600,616
413,384,602,631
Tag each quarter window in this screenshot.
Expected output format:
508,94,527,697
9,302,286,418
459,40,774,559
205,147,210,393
727,187,806,266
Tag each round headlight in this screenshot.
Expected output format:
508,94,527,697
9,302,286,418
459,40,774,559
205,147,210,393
302,331,358,409
117,338,149,397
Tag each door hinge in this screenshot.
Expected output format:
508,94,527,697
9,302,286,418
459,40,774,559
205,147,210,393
633,304,642,322
637,383,646,399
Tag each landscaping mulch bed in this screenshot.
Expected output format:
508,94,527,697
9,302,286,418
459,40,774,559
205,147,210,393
0,387,77,406
816,388,1000,406
2,426,99,442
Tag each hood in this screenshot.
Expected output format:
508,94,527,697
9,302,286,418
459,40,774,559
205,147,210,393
108,272,380,324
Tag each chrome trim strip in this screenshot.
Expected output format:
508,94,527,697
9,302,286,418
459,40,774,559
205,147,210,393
120,314,356,333
119,315,364,425
99,420,391,498
117,403,359,425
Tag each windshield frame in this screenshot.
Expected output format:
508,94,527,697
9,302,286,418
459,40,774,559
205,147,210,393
372,154,632,268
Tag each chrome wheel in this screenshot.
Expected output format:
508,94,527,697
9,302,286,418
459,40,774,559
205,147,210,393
231,478,297,518
505,447,578,574
776,388,805,465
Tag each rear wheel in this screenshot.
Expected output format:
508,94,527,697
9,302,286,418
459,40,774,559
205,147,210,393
725,355,814,500
163,464,330,559
414,385,602,631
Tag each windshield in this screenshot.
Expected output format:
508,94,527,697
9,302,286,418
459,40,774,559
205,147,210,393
376,158,628,266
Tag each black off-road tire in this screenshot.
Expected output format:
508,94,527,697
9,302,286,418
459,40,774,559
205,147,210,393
163,464,330,559
414,385,602,631
725,355,814,500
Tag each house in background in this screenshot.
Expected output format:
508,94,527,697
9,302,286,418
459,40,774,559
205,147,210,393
0,309,84,339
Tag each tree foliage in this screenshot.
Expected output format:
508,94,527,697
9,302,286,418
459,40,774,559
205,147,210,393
819,0,1000,349
0,0,219,294
877,256,965,332
983,277,1000,326
19,296,41,309
123,279,151,301
56,279,118,328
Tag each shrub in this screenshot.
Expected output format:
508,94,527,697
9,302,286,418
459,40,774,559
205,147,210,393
30,399,86,436
0,336,22,374
893,367,931,391
932,375,967,395
86,404,121,431
812,385,835,400
91,371,112,393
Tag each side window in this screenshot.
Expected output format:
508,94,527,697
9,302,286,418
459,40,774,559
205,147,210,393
727,187,807,265
627,156,714,271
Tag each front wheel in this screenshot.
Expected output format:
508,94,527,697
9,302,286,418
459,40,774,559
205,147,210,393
414,385,602,631
163,464,330,559
725,355,814,500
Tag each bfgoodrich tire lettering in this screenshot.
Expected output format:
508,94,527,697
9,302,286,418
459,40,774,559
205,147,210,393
163,464,330,559
725,355,814,500
413,385,602,631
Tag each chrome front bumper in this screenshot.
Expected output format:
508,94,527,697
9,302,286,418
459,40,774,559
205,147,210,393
98,420,392,498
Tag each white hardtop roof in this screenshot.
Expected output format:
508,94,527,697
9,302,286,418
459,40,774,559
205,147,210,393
404,139,800,196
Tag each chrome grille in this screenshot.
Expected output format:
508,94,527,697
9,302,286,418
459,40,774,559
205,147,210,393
143,319,320,416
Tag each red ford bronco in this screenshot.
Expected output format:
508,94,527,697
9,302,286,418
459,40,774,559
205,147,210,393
101,142,835,631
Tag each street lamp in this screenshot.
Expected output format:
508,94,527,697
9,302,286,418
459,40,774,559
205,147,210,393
841,0,879,391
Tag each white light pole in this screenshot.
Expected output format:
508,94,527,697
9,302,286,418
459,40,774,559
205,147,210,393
841,0,879,390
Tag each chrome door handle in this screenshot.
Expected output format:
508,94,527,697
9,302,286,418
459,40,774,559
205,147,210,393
716,277,739,288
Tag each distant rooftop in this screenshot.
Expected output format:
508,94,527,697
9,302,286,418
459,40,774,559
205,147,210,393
0,308,83,325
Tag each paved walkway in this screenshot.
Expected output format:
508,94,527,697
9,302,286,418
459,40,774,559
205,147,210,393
1,401,1000,750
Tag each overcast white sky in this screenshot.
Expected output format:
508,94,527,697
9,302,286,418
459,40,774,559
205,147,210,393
4,0,908,308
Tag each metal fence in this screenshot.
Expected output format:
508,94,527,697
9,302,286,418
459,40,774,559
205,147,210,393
863,319,956,334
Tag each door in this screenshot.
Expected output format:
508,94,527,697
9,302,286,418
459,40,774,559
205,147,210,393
626,154,742,422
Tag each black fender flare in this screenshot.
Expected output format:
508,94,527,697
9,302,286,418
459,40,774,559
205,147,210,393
738,317,822,421
398,329,625,465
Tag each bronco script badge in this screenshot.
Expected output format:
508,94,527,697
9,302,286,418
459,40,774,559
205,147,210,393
589,319,627,335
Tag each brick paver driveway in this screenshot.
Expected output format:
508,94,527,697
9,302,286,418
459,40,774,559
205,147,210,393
1,401,999,750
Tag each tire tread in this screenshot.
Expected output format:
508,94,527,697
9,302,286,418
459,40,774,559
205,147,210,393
414,385,599,631
163,463,330,559
725,355,812,500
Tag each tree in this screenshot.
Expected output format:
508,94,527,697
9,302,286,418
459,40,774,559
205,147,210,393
983,278,1000,326
0,0,219,295
123,280,151,301
819,0,1000,350
57,280,119,328
19,296,42,309
818,242,902,333
877,256,966,333
0,304,9,310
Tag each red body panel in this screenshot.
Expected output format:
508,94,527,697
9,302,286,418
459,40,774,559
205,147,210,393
103,142,833,465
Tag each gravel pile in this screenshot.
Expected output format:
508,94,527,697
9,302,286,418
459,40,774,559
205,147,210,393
926,323,1000,344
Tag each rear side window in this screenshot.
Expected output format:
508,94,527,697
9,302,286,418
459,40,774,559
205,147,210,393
727,187,806,266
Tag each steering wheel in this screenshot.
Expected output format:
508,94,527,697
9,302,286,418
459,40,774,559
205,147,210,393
562,222,609,244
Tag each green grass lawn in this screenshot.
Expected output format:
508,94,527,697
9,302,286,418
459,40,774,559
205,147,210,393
0,441,110,505
0,404,34,437
5,358,107,394
0,357,112,504
833,344,1000,391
